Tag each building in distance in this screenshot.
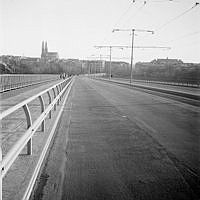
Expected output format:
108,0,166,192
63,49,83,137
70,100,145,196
41,41,59,61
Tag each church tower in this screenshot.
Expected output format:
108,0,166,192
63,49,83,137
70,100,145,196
41,41,45,58
41,40,58,61
45,41,48,54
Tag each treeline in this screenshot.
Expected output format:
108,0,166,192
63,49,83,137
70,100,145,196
9,60,66,74
133,63,200,84
0,56,81,74
1,55,199,85
104,62,130,78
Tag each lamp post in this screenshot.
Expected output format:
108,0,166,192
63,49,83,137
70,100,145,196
113,28,154,83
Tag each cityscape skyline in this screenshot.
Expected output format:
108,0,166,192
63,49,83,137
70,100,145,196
1,0,200,63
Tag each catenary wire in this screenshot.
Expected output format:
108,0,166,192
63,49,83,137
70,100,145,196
155,2,199,32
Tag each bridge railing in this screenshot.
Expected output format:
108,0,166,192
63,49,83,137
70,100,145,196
98,74,200,88
0,77,73,200
0,74,60,92
131,78,200,88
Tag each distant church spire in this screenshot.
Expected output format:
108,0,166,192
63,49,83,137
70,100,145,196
41,40,58,60
45,41,48,53
41,41,45,57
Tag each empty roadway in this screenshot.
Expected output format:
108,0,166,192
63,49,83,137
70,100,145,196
33,76,200,200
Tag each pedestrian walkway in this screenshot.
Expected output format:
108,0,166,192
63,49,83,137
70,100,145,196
1,79,71,200
1,80,63,158
0,79,62,110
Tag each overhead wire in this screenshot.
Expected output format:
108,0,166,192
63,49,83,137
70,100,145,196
101,2,135,45
149,0,181,3
121,1,147,27
100,0,199,61
113,3,134,28
135,1,200,52
155,2,199,32
171,31,200,46
171,40,200,48
133,0,196,4
167,30,200,43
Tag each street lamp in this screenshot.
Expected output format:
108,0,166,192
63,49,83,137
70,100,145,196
113,28,154,83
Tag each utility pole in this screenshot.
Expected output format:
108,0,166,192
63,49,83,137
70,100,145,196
99,54,102,73
113,28,154,83
130,29,135,83
81,62,83,74
94,45,126,79
94,46,113,79
95,45,170,80
88,54,110,74
109,46,112,79
99,54,109,73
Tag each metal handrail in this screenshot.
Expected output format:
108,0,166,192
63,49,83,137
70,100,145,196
0,77,73,200
0,74,59,92
131,78,200,88
0,78,69,120
98,75,200,88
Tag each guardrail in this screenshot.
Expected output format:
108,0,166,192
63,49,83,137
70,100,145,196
0,77,74,200
131,78,200,88
97,75,200,88
0,74,60,92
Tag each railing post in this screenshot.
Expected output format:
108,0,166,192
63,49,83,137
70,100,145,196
61,83,65,98
0,147,2,200
47,91,52,119
59,84,62,101
23,104,33,155
38,96,45,132
52,88,57,111
56,86,60,105
56,85,60,94
59,84,62,95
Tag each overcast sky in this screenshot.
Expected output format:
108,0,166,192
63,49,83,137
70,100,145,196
1,0,200,63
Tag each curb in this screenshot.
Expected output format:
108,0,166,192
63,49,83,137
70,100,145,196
97,78,200,101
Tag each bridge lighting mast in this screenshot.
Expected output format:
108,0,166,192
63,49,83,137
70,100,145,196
112,29,154,83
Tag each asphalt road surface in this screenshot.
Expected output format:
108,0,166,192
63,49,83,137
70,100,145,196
32,77,200,200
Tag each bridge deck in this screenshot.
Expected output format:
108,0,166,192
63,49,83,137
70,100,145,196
33,77,199,200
